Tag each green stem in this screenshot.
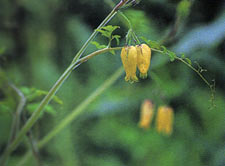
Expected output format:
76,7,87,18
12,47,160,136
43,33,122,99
0,47,121,166
151,48,213,90
118,11,132,29
7,84,26,145
118,11,141,45
75,47,122,68
132,31,141,44
175,57,212,88
17,67,124,166
175,56,215,107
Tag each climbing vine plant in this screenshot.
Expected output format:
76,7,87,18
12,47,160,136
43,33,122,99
0,0,215,165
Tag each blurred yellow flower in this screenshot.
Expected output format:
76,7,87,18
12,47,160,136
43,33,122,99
136,44,151,79
138,100,154,129
156,106,174,135
120,46,138,82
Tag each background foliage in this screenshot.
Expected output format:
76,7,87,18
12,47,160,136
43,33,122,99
0,0,224,166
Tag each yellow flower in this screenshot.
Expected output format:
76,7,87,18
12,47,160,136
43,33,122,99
136,44,151,79
120,46,138,82
156,106,174,135
138,100,154,129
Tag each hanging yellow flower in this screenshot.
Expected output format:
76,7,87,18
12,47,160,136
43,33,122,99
156,106,174,135
136,44,151,79
138,100,154,129
120,46,138,82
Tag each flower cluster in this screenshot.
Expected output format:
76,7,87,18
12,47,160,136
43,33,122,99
120,44,151,83
138,100,174,136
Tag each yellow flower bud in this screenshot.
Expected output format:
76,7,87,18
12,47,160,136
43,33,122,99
120,46,138,82
156,106,174,135
136,44,151,79
138,100,154,129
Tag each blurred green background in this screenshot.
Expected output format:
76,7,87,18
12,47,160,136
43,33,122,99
0,0,224,166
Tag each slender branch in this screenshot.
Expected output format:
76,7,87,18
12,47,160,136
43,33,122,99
175,57,215,108
7,84,26,145
114,0,130,11
151,48,213,91
175,57,211,88
22,111,41,166
74,47,122,68
26,134,41,166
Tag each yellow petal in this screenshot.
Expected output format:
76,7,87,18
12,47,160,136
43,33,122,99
120,46,138,83
136,44,151,79
139,100,154,129
156,106,174,135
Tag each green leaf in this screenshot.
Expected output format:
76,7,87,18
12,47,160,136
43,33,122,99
27,103,57,116
167,50,176,62
20,87,32,95
140,37,161,50
149,41,161,50
91,41,107,49
96,25,120,39
140,37,178,62
185,58,192,65
140,36,148,43
20,87,63,105
161,46,168,54
180,53,192,65
181,53,186,59
101,25,119,33
96,29,111,38
91,41,115,55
